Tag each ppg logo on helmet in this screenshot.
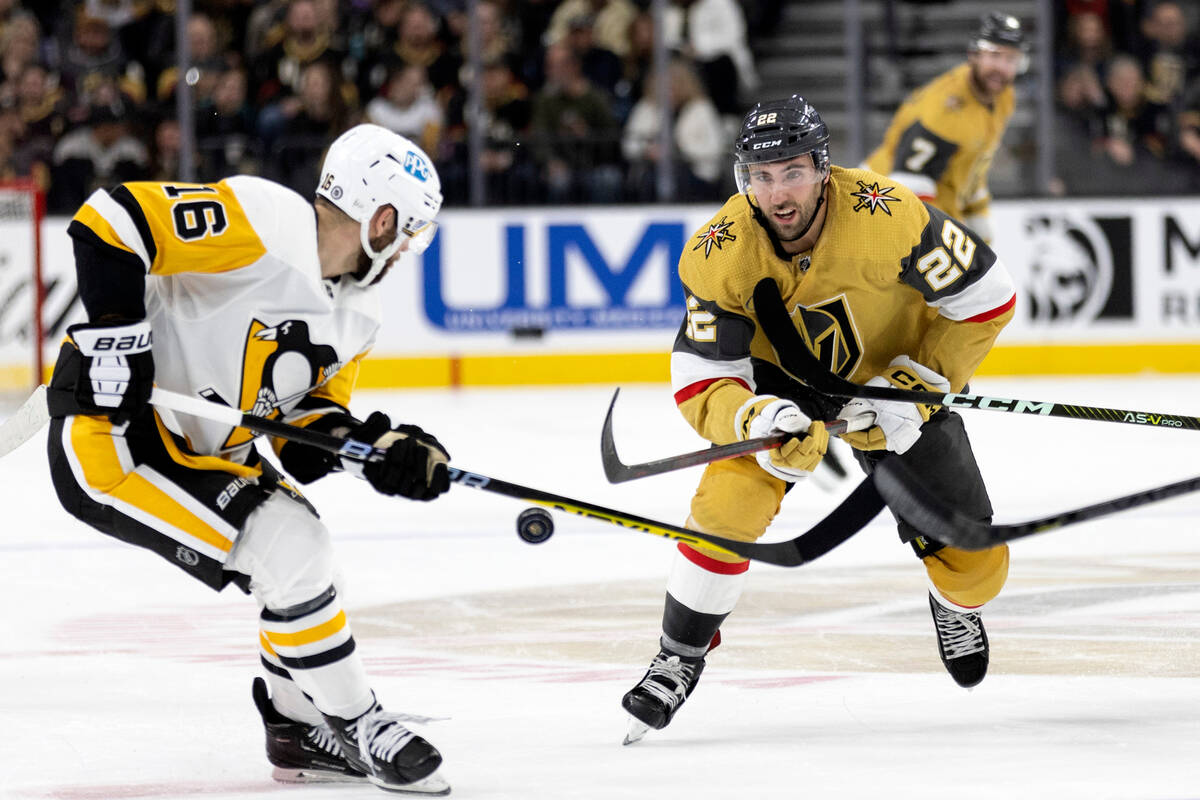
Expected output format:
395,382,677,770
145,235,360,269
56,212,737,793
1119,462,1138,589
403,151,432,182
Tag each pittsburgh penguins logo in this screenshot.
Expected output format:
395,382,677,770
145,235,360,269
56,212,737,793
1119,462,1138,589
217,319,342,449
788,295,862,378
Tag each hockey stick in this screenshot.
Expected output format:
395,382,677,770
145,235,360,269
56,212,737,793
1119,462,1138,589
874,458,1200,551
751,278,1200,432
6,384,885,567
0,384,49,457
600,387,874,483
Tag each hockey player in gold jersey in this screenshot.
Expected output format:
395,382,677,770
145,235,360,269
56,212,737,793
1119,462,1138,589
864,11,1027,241
45,125,453,794
621,96,1017,744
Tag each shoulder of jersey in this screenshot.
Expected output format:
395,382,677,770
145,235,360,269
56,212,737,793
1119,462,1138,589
679,194,765,297
832,165,927,225
223,175,318,263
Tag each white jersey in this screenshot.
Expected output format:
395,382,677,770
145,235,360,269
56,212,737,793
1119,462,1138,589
71,176,381,460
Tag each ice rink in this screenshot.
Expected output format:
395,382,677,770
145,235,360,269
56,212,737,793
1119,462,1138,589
3,376,1200,800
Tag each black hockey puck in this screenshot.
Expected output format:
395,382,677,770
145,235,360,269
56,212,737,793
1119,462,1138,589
516,507,555,544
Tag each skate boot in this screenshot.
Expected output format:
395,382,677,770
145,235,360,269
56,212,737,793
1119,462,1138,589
326,699,450,795
251,677,367,784
621,649,706,745
928,592,989,688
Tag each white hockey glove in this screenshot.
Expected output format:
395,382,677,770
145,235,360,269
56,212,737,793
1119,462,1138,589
67,319,154,424
837,356,950,455
735,395,829,482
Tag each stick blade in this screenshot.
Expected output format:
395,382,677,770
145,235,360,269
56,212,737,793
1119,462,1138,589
0,384,50,458
600,387,635,483
873,459,997,551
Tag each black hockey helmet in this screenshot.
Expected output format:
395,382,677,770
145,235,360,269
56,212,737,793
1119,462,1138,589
971,11,1027,51
733,95,830,195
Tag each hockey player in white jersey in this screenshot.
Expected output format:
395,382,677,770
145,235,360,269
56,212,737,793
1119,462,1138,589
45,125,453,794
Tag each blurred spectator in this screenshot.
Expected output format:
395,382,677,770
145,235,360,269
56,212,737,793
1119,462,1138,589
440,57,536,204
155,13,228,108
149,116,181,181
56,9,146,107
82,0,140,29
260,59,353,195
244,0,289,63
1177,78,1200,185
1136,0,1198,106
545,0,638,58
531,42,621,203
1099,54,1172,166
250,0,348,107
562,12,622,103
1,12,43,89
468,1,520,68
392,3,461,98
196,66,259,179
622,58,723,201
0,103,26,181
49,102,148,213
14,64,67,144
612,11,654,122
664,0,758,115
365,63,442,156
1056,11,1113,80
353,0,407,98
1049,64,1108,195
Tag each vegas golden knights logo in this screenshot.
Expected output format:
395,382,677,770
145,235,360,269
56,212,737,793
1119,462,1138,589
789,295,862,378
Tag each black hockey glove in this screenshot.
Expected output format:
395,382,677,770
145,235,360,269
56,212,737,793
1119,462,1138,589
277,412,359,484
350,412,451,501
66,319,154,425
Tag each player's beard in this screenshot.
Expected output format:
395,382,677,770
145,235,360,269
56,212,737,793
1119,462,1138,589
762,184,823,244
352,231,400,285
970,62,1012,100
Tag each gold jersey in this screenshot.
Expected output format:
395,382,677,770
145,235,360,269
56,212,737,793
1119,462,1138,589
864,63,1015,220
670,166,1016,445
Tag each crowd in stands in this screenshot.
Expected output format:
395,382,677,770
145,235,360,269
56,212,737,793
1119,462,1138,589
1,0,1197,213
1052,0,1200,194
0,0,769,212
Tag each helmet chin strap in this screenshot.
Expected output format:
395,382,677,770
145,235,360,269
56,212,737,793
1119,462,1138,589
353,216,405,287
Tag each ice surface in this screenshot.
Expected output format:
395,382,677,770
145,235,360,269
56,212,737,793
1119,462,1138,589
3,378,1199,799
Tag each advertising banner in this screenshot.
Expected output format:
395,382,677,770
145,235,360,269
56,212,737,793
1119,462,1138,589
2,197,1197,391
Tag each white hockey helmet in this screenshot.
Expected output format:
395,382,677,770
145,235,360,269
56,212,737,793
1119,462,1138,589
316,124,443,286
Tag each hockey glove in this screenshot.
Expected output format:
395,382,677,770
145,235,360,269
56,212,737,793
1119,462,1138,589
66,319,154,425
736,395,829,482
349,411,451,501
837,356,950,455
277,412,360,484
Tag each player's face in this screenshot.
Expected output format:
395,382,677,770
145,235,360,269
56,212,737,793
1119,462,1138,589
969,44,1021,97
747,157,825,242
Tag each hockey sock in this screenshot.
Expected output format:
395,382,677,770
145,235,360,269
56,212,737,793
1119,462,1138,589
660,542,749,658
258,586,375,721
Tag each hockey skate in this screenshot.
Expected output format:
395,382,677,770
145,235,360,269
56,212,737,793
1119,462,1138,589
621,649,706,745
251,677,367,784
928,592,989,688
326,699,450,795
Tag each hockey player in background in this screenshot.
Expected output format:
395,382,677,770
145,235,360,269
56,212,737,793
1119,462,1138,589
44,124,453,794
620,96,1017,744
864,11,1027,242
